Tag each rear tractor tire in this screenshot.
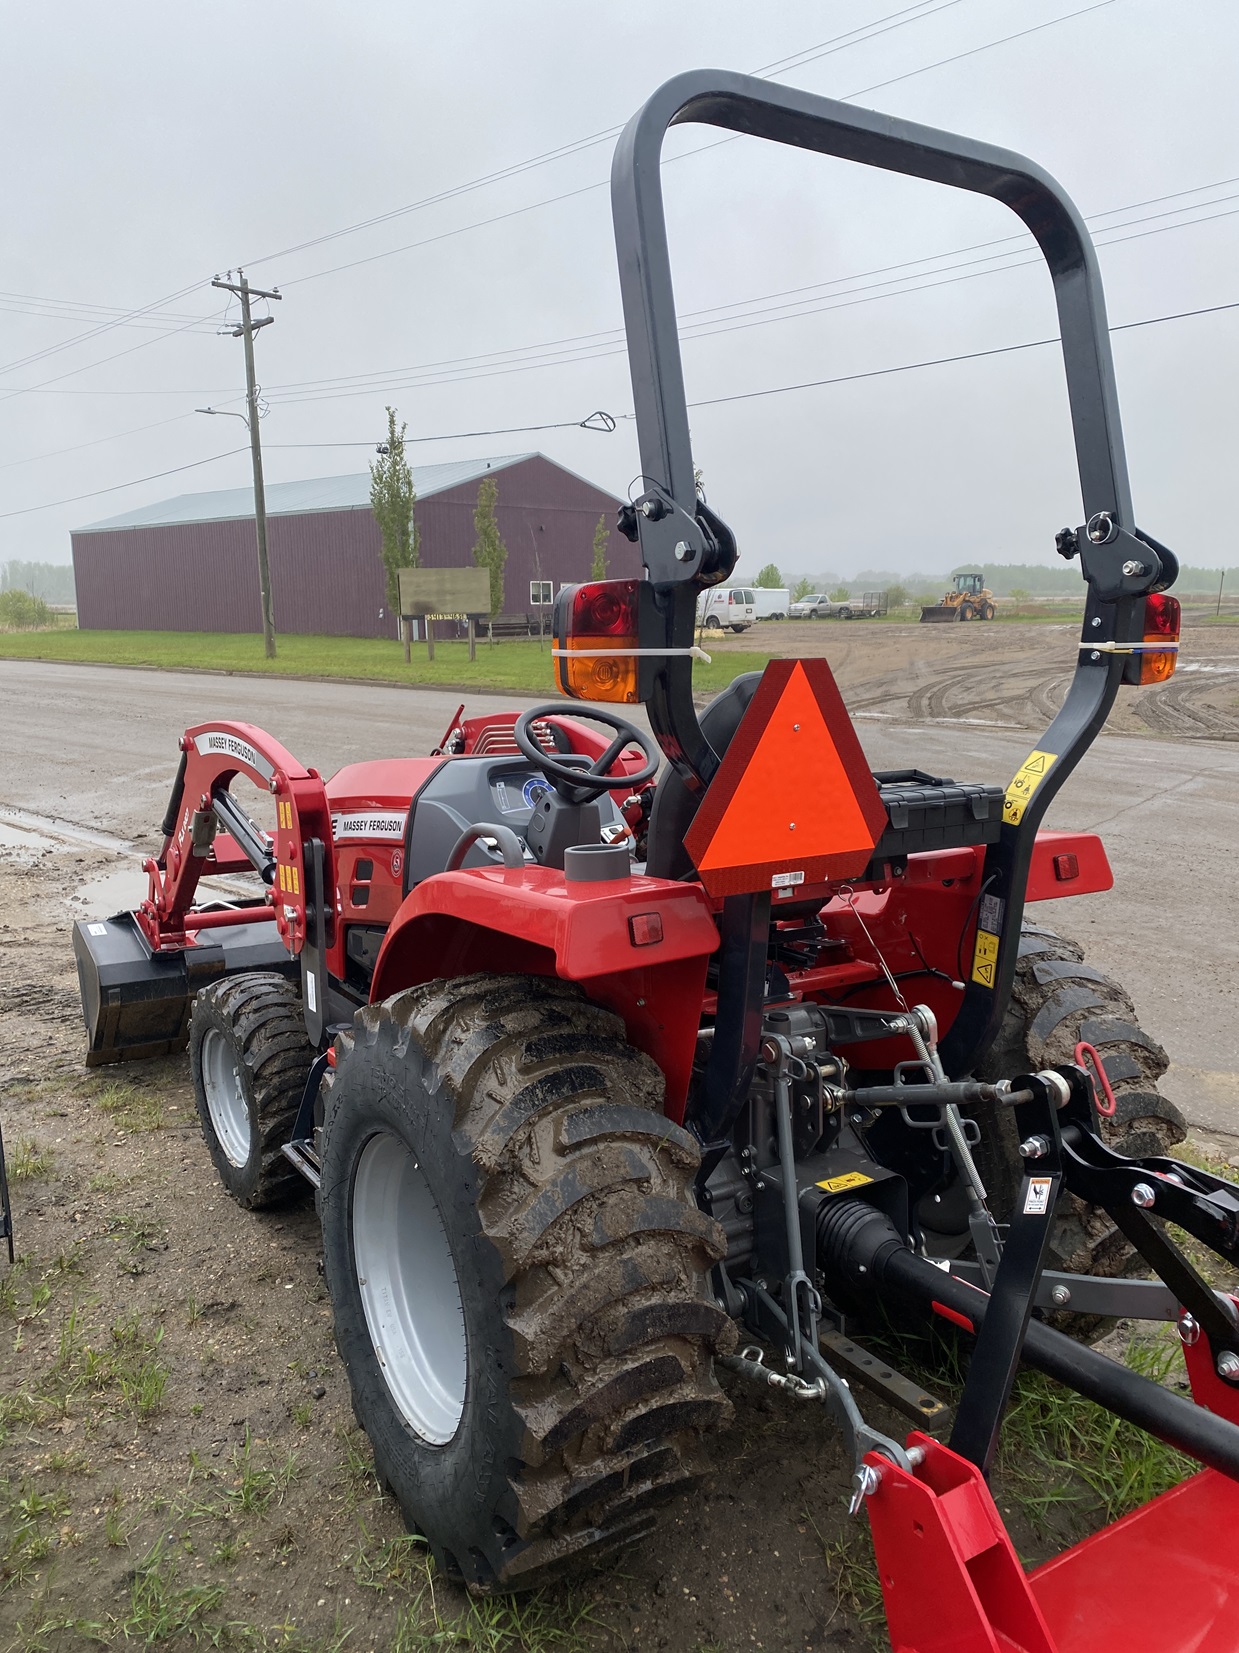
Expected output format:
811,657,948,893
189,971,316,1209
318,974,734,1592
981,602,996,620
977,923,1185,1279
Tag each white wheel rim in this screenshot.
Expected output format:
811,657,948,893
352,1131,467,1446
201,1027,251,1167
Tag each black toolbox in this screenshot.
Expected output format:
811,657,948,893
865,769,1005,867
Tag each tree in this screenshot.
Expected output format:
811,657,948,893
884,583,910,610
753,563,783,588
790,576,814,603
829,586,851,603
591,514,609,581
472,476,507,641
369,407,419,662
0,589,51,629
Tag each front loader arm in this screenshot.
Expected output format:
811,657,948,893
142,721,335,961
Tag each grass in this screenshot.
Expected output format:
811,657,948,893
6,1138,53,1182
818,1526,889,1649
0,625,772,698
55,1309,170,1419
997,1340,1194,1529
92,1078,165,1133
175,1433,301,1522
391,1585,599,1653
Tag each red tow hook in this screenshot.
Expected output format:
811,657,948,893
1075,1039,1117,1117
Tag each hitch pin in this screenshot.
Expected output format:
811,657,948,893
848,1444,927,1515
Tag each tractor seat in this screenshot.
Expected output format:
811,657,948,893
644,673,1006,883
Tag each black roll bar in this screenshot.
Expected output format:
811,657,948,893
610,72,1176,1071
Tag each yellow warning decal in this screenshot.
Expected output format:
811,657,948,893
1004,749,1057,825
816,1171,874,1194
277,800,292,830
972,929,999,988
278,864,287,892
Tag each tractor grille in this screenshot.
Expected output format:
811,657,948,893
468,721,557,757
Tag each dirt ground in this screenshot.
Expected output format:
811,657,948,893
1,624,1236,1651
0,840,917,1653
713,616,1239,739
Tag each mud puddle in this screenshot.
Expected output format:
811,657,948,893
0,803,132,854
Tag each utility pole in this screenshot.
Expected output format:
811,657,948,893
211,270,281,659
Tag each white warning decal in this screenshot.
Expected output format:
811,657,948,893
194,730,275,783
1024,1177,1053,1216
331,811,407,842
771,870,805,889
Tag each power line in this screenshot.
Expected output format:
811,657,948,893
681,296,1239,413
0,292,218,332
3,165,1233,437
0,412,198,473
0,280,214,381
264,410,618,449
8,297,1235,526
197,173,1239,408
0,7,961,412
0,302,229,408
261,194,1239,406
0,0,1115,412
244,0,969,270
0,447,250,522
277,1,1118,290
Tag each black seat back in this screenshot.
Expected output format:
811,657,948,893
645,672,764,880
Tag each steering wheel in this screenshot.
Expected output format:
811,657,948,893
513,704,660,800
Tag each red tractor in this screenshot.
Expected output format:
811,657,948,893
74,73,1239,1652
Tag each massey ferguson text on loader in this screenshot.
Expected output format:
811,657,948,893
73,73,1237,1652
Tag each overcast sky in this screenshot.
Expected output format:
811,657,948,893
2,0,1236,582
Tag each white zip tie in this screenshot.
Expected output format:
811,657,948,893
1079,640,1179,654
551,645,713,663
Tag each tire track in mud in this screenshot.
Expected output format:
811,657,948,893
899,665,1071,728
1131,675,1239,738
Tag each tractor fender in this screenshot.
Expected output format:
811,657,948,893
369,867,719,1121
1025,830,1112,901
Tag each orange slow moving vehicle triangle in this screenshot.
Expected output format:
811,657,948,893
684,659,888,898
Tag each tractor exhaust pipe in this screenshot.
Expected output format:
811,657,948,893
817,1199,1239,1482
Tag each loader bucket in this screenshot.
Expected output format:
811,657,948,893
919,604,960,623
72,912,296,1066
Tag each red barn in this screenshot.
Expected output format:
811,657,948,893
70,452,633,637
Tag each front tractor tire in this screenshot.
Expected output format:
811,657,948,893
978,924,1186,1278
318,975,734,1592
189,971,316,1209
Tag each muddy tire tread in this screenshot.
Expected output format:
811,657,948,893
191,971,310,1208
979,925,1183,1276
322,973,734,1591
